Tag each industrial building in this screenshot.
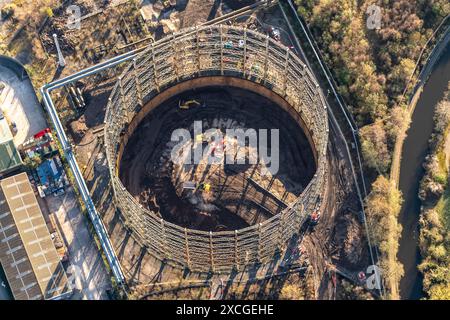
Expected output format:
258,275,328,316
0,172,71,300
0,115,22,176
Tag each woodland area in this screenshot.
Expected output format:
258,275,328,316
418,83,450,300
295,0,448,172
294,0,449,299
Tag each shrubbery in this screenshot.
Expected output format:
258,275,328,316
364,175,404,299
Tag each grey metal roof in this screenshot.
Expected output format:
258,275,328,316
0,173,70,300
0,119,22,174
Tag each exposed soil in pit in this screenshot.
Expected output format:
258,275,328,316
120,86,316,231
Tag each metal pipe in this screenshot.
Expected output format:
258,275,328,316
40,88,126,285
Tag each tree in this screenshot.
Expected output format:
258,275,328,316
279,284,305,300
388,58,416,97
294,0,318,21
360,122,391,174
433,91,450,135
0,3,16,20
384,104,410,145
429,283,450,300
365,176,401,246
365,175,404,299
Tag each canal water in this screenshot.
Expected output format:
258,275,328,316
0,264,13,300
398,45,450,300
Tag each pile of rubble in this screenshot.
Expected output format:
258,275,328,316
140,0,183,34
139,0,255,35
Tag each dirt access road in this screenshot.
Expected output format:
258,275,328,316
44,189,112,300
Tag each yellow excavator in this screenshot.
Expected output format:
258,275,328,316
199,182,211,192
179,99,203,110
162,0,177,9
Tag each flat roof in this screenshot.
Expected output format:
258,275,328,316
0,173,70,300
0,140,22,174
0,188,42,300
0,118,13,145
0,118,22,174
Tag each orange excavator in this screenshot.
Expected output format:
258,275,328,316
310,210,321,225
310,196,322,225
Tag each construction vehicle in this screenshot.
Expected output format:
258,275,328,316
194,133,211,146
199,182,211,192
162,0,176,9
310,210,321,225
179,99,203,110
195,133,204,143
310,195,322,225
182,181,211,192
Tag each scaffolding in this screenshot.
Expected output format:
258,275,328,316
105,25,329,272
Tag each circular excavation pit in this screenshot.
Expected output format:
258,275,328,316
120,86,317,232
105,25,328,272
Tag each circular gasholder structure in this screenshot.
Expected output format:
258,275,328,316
105,25,328,272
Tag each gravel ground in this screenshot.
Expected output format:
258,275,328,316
44,189,112,300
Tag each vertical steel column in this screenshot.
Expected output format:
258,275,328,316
258,223,263,262
172,33,180,81
209,231,215,271
133,58,143,107
282,48,290,97
107,102,119,201
118,77,130,123
184,228,191,269
297,204,305,234
196,27,201,74
160,218,169,260
234,230,239,268
220,25,224,75
263,35,270,83
242,27,247,76
278,211,285,249
151,43,160,92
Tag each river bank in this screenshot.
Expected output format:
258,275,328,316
416,82,450,299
